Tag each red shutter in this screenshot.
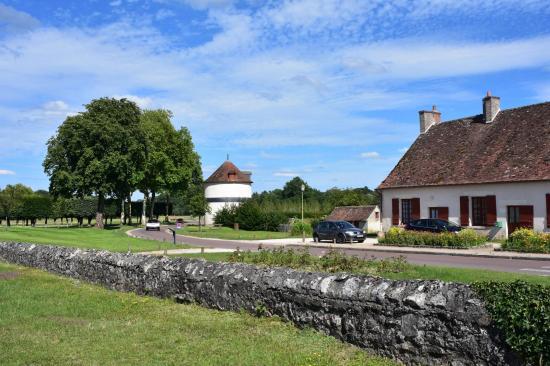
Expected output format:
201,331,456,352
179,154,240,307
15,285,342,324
391,199,399,225
438,207,449,221
460,196,469,226
547,194,550,228
486,195,497,226
519,206,534,229
411,198,420,220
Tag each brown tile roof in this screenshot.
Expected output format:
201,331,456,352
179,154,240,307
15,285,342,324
326,206,377,221
205,161,253,184
379,101,550,189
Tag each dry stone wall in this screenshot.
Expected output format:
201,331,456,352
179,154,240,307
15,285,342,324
0,242,521,365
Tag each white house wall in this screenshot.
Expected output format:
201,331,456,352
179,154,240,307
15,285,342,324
381,181,550,237
365,206,382,233
204,183,253,225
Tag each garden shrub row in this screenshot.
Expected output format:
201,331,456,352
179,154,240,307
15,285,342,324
472,281,550,366
379,227,486,248
214,201,287,232
502,228,550,253
228,247,410,275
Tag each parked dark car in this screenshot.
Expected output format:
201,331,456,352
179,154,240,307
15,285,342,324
405,219,462,233
313,221,365,243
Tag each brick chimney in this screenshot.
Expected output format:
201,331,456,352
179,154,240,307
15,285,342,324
419,105,441,134
483,91,500,123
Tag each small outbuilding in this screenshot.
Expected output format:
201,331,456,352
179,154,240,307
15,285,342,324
204,160,253,225
326,205,381,233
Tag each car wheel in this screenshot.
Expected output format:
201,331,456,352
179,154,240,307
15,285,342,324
145,228,149,231
313,234,319,243
357,239,365,243
337,234,345,243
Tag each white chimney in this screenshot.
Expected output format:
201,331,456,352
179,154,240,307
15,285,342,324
483,91,500,123
419,105,441,134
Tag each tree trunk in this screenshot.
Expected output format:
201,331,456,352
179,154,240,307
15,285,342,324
149,191,156,220
198,216,202,232
95,194,105,229
120,198,125,225
45,217,48,225
25,219,28,226
141,192,148,225
6,217,10,227
127,195,133,225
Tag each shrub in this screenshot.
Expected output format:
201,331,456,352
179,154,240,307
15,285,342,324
473,281,550,365
379,227,486,248
213,205,237,227
228,247,410,276
503,228,550,253
291,221,312,236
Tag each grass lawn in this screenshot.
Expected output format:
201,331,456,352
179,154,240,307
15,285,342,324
0,262,394,366
180,225,295,240
173,252,549,285
0,225,192,253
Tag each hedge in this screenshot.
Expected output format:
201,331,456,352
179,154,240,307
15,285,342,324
502,228,550,254
379,227,486,248
473,281,550,365
214,201,287,232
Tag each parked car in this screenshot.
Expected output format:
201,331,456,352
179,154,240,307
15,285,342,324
313,221,365,243
405,219,462,233
145,219,161,231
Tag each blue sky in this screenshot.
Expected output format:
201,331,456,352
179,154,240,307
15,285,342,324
1,0,550,193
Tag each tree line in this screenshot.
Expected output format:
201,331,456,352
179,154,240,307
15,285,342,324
42,97,208,229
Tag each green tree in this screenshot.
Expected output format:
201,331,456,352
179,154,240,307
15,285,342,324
20,193,52,226
43,98,146,229
0,184,33,226
186,185,210,231
138,110,201,222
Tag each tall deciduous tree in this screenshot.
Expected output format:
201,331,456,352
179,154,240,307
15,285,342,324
138,110,202,222
43,98,146,229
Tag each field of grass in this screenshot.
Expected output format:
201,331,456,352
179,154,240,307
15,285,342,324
180,225,294,240
0,225,192,253
173,251,549,285
0,262,394,366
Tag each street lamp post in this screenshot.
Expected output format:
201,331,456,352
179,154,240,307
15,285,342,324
301,184,305,243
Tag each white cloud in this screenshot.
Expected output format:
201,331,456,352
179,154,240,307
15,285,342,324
360,152,380,159
109,0,122,7
182,0,235,10
156,9,176,20
112,95,153,108
0,169,15,175
274,171,298,177
0,4,39,34
398,147,408,153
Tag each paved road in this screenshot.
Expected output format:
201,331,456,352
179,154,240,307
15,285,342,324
132,228,550,276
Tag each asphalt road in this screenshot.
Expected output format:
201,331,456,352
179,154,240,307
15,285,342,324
133,228,550,276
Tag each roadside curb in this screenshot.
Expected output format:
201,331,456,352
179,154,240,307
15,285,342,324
283,243,550,261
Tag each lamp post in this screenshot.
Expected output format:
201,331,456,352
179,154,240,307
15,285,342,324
301,184,305,243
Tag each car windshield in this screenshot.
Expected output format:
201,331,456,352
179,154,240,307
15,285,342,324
438,220,459,228
335,221,354,229
148,219,159,223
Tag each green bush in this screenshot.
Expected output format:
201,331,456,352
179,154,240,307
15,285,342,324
503,228,550,253
228,247,409,275
473,281,550,365
213,205,237,227
291,221,312,236
380,227,486,248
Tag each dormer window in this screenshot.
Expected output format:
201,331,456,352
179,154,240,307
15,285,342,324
228,172,236,181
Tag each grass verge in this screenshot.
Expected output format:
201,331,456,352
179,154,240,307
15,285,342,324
0,262,394,366
0,225,192,253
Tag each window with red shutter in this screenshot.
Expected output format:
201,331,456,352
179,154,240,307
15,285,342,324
460,196,469,226
391,198,399,225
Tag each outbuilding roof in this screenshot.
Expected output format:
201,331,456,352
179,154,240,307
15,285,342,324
326,206,377,221
378,101,550,189
205,161,253,184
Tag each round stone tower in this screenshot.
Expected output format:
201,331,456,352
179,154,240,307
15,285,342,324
204,160,253,225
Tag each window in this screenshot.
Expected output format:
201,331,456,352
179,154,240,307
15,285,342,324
375,212,380,219
401,199,412,225
429,208,438,219
472,197,487,226
429,207,449,221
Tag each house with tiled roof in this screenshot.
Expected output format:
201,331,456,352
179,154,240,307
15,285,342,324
204,160,252,225
326,205,381,233
378,93,550,238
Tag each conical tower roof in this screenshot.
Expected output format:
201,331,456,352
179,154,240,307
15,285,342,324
205,161,252,184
